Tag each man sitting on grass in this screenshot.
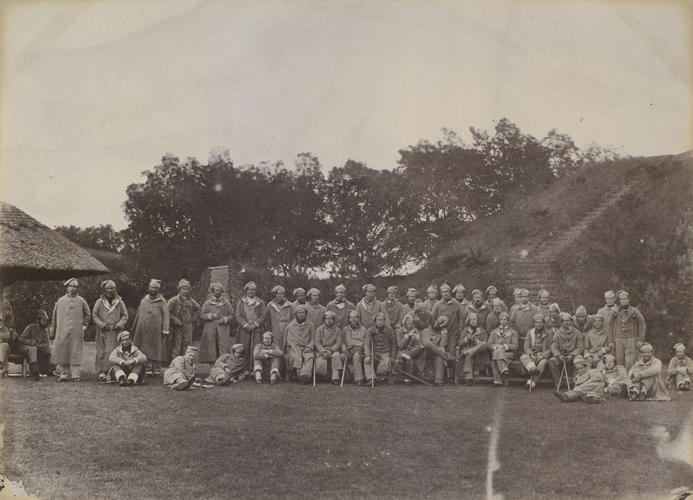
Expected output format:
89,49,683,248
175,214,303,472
253,331,283,384
626,343,670,401
552,355,605,404
206,344,248,385
109,331,147,386
667,343,693,391
488,312,518,386
164,346,200,391
600,354,628,397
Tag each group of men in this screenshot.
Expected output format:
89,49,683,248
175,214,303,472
1,278,689,402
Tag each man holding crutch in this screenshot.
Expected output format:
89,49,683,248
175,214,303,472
364,312,396,386
549,312,583,390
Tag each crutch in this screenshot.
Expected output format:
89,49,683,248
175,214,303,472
339,350,349,388
370,338,375,389
562,358,572,391
555,356,565,391
393,364,431,386
312,350,316,387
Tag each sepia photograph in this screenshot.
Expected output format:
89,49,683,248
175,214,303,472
0,1,691,499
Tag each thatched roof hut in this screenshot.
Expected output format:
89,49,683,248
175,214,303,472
0,201,109,286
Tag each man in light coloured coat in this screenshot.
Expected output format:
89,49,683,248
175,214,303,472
109,330,147,386
488,312,518,385
626,342,670,401
667,343,693,391
284,305,315,384
364,312,396,384
607,290,646,371
51,278,91,382
509,288,537,352
132,279,170,376
597,290,618,333
383,286,405,331
93,280,129,382
356,284,389,330
266,285,294,350
253,331,283,384
520,314,553,390
342,310,367,385
325,284,356,330
431,283,461,379
305,288,326,329
314,311,343,384
552,355,605,403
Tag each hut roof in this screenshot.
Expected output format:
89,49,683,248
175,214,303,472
0,201,109,285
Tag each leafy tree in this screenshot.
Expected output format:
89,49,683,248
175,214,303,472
55,224,124,252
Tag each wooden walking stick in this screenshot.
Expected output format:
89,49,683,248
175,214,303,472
370,338,375,389
312,350,316,387
339,350,349,388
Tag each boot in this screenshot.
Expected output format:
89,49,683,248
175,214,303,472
30,363,40,381
552,390,569,402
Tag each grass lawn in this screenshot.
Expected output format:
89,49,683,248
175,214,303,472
1,343,692,500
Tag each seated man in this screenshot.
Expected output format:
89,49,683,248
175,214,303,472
395,314,424,383
626,343,671,401
420,315,451,386
667,343,693,391
520,314,552,390
552,355,605,404
364,312,396,385
109,331,147,386
600,354,628,397
314,311,344,385
163,346,198,391
583,313,611,368
488,312,518,386
207,344,248,385
253,331,283,384
284,305,315,384
19,310,53,376
549,312,583,389
343,310,367,386
0,315,40,380
456,312,489,386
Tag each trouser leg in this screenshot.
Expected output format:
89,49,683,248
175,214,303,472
0,343,9,374
364,354,374,380
491,361,502,383
315,357,328,378
434,356,445,384
549,358,562,382
71,365,81,379
38,348,52,374
352,351,364,382
300,352,314,379
331,352,343,380
13,344,38,364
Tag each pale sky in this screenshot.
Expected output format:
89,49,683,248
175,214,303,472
1,0,690,230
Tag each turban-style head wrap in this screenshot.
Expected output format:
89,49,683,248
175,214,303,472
272,285,286,295
491,298,503,307
178,279,191,289
426,284,438,294
362,284,376,293
471,289,483,299
604,290,616,299
519,288,529,296
499,312,510,320
465,312,478,326
294,304,308,315
439,283,451,292
64,278,78,287
231,344,244,353
532,314,545,322
149,279,162,288
293,288,306,297
639,342,653,353
406,288,418,297
209,282,225,292
386,286,398,294
451,284,465,295
549,303,561,313
673,343,686,353
575,305,587,315
307,288,321,297
559,312,573,322
334,284,347,293
101,280,116,289
185,346,199,356
537,289,549,298
244,281,257,291
434,315,448,329
603,354,616,365
117,331,131,342
485,285,497,295
263,331,274,340
616,290,629,299
324,310,336,320
402,313,414,326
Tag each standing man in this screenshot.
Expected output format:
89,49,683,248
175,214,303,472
509,288,537,352
431,283,461,380
607,290,646,371
383,286,405,331
422,285,439,315
236,281,266,367
325,284,356,330
466,290,490,332
305,288,326,329
402,288,419,318
485,286,507,313
291,288,308,318
93,280,129,382
356,284,388,330
535,289,551,320
51,278,91,382
364,312,396,385
452,284,470,324
132,279,170,377
168,279,200,359
266,285,293,350
198,282,234,365
597,290,618,331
